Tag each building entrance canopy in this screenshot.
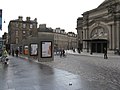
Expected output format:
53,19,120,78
83,39,108,53
83,39,108,43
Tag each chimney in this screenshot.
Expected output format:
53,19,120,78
34,18,37,22
18,16,23,21
26,17,30,21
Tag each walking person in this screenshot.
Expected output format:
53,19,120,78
15,49,19,57
60,48,66,57
104,47,108,59
12,49,14,56
1,47,8,62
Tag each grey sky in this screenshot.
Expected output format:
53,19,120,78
0,0,105,37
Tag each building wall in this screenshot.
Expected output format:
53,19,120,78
38,26,77,50
77,0,120,52
8,16,38,45
8,19,77,51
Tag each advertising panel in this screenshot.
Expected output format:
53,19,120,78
24,45,28,55
41,41,52,58
30,44,38,56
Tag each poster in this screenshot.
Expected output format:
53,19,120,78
24,45,28,55
30,44,38,56
41,41,52,57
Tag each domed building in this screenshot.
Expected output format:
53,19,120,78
76,0,120,54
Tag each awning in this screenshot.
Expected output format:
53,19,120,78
83,39,108,43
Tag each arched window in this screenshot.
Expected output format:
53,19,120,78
90,26,108,38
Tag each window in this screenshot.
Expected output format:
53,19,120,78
16,38,18,44
23,31,25,34
16,31,18,36
16,23,18,27
30,24,33,28
23,24,26,28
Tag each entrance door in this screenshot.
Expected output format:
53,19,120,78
91,39,107,53
91,43,96,53
97,43,101,53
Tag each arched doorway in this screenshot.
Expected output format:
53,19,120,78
90,26,109,53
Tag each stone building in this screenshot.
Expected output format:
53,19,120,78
38,25,77,50
76,0,120,53
8,17,77,51
8,16,38,45
2,32,10,51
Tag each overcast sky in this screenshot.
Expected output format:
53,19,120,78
0,0,105,37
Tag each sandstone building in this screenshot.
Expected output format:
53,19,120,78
38,25,77,50
8,16,38,45
8,17,77,51
76,0,120,53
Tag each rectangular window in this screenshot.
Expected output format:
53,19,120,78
16,38,18,44
16,31,18,36
23,31,25,34
23,24,26,28
30,24,33,28
16,23,18,27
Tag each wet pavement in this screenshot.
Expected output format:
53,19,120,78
0,56,83,90
0,55,120,90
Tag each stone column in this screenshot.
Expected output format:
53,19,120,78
109,24,113,49
116,21,119,49
112,23,115,49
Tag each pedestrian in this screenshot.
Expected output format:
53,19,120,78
1,47,8,62
104,47,108,59
60,48,63,57
63,49,65,57
73,48,75,52
15,49,19,57
77,48,81,53
8,50,11,55
60,48,66,57
12,49,14,56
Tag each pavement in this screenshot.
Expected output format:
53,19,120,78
0,50,120,90
65,49,120,59
0,56,84,90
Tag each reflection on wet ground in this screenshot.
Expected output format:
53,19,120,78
0,56,82,90
0,56,120,90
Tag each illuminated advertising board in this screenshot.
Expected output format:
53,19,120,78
30,44,38,56
41,41,52,58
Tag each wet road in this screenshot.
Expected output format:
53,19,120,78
0,56,83,90
0,55,120,90
41,54,120,90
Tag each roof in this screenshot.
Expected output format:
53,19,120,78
98,0,120,8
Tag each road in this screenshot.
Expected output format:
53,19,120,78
0,54,120,90
41,54,120,90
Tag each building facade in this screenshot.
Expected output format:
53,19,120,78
38,25,77,50
8,17,77,51
8,16,38,45
53,28,77,50
76,0,120,53
2,32,10,51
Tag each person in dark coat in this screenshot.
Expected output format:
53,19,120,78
15,49,19,57
104,47,108,59
60,48,65,57
12,49,14,56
